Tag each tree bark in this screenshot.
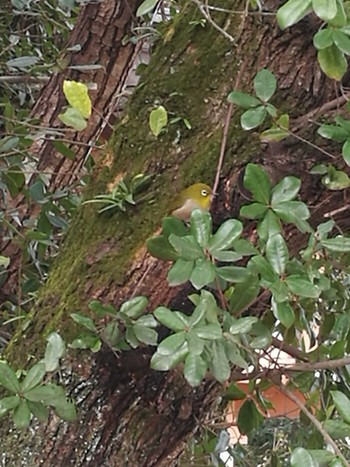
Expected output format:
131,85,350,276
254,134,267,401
2,0,350,465
0,0,142,304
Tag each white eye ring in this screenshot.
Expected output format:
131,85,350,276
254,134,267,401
201,189,208,197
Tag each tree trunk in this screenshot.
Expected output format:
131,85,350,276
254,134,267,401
0,0,142,304
2,0,349,465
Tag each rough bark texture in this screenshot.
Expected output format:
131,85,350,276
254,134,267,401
2,0,350,465
0,0,142,304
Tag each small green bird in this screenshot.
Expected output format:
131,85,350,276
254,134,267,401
170,183,213,221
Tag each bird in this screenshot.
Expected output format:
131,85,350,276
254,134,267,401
170,183,213,221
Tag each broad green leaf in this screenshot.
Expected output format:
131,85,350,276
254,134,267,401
318,44,347,81
342,139,350,165
149,105,168,137
269,279,290,303
188,303,206,327
332,29,350,54
329,0,347,26
63,80,91,118
52,140,76,160
0,256,10,268
13,399,31,429
194,323,222,339
136,0,158,16
190,210,211,248
257,209,282,241
277,0,312,29
134,314,158,328
308,450,336,465
59,107,87,131
125,327,139,349
266,233,289,275
168,258,194,286
249,255,278,282
24,383,65,403
241,106,267,130
133,325,158,346
237,400,264,435
162,217,187,237
322,236,350,251
254,69,277,102
271,176,301,204
240,202,268,219
21,362,46,393
290,447,317,467
169,235,203,260
223,383,246,401
0,362,20,393
150,343,188,371
216,266,252,283
211,250,242,262
324,419,350,438
331,391,350,423
322,168,350,190
260,126,289,142
146,235,178,261
229,317,258,335
184,354,207,387
69,333,101,351
0,395,20,411
230,276,260,313
208,219,243,252
157,332,186,356
28,401,49,422
154,307,186,332
249,323,272,349
244,164,271,204
6,56,39,69
317,124,349,141
70,313,97,332
190,258,216,289
186,333,205,355
227,91,260,108
313,28,334,49
53,398,77,421
102,322,120,347
44,332,66,372
312,0,337,21
119,296,148,319
285,275,321,298
3,167,25,197
210,340,231,383
272,298,295,328
232,239,258,256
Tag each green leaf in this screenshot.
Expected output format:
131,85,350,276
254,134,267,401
0,395,20,411
271,176,301,204
229,317,258,334
58,107,87,131
329,0,347,26
3,167,25,197
257,209,282,241
0,362,20,393
290,447,317,467
190,209,211,247
119,296,148,319
194,323,222,339
322,168,350,190
277,0,312,29
52,140,76,160
44,332,66,372
240,202,268,219
260,126,289,142
241,106,267,130
312,0,337,21
24,383,65,403
332,29,350,54
70,313,97,332
63,80,91,118
318,124,349,141
227,91,260,108
13,399,31,429
157,332,186,356
146,235,178,261
162,216,187,237
232,239,258,256
342,139,350,165
323,419,350,438
149,105,168,137
168,258,194,286
266,233,289,275
184,354,207,387
102,322,120,347
169,235,204,260
133,325,158,346
27,401,49,422
150,343,188,371
322,236,350,251
69,333,101,351
211,250,242,262
313,28,334,49
331,391,350,423
244,164,271,204
208,219,243,252
285,275,321,298
223,383,247,401
210,340,231,383
154,307,186,331
6,56,39,69
250,255,279,282
230,276,260,313
216,266,252,283
237,400,264,435
53,398,77,421
254,69,277,102
190,258,216,289
317,44,347,81
20,362,46,393
272,298,295,328
136,0,158,16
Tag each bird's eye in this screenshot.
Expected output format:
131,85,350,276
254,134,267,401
201,189,208,197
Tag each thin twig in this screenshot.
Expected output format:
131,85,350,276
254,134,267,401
191,0,235,42
271,336,309,362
